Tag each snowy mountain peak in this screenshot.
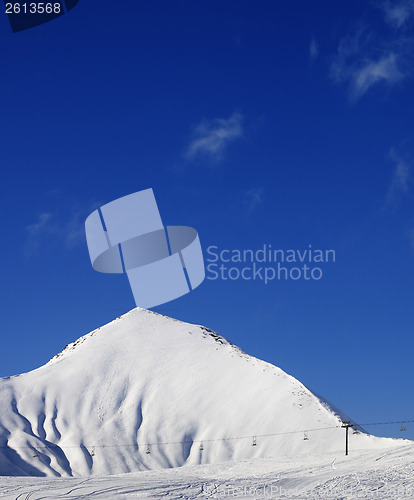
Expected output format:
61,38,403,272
48,308,235,366
0,309,408,477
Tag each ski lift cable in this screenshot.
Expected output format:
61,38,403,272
1,419,413,451
358,419,414,427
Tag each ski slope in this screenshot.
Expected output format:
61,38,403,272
0,308,409,478
1,444,413,498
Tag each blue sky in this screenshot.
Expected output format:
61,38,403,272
1,0,414,440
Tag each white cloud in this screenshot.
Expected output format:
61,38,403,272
309,37,319,62
185,111,243,161
331,26,407,100
331,6,414,100
64,209,89,248
380,0,414,28
25,212,52,235
244,187,264,213
24,212,55,256
350,53,403,99
386,148,411,206
24,201,100,255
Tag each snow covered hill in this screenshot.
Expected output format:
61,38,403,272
0,308,408,477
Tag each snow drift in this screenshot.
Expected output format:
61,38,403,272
0,308,406,477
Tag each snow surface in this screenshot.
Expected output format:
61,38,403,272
1,444,414,498
0,308,410,479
